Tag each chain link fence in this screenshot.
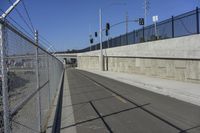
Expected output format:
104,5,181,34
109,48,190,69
79,7,200,52
0,19,64,133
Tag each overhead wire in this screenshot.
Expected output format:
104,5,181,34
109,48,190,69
20,0,57,51
7,0,35,35
21,0,35,32
39,34,57,51
3,0,57,53
0,8,34,39
39,39,56,52
1,7,54,52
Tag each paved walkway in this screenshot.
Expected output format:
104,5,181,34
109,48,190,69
77,68,200,106
60,70,77,133
59,69,200,133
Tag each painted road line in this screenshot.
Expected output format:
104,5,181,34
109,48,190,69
112,93,127,103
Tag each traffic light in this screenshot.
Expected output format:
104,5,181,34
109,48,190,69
139,18,144,25
105,30,109,36
90,38,93,44
95,32,98,37
106,23,110,30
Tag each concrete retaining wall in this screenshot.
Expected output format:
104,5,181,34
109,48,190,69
78,56,99,70
77,35,200,83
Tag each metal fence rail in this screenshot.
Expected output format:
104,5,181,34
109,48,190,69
0,19,64,133
79,7,200,52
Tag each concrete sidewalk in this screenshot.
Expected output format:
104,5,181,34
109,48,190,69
46,70,77,133
77,68,200,107
60,70,77,133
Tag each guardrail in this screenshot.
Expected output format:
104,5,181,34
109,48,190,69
79,7,200,52
0,19,64,133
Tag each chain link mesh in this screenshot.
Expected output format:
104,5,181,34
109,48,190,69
0,57,4,132
0,21,63,133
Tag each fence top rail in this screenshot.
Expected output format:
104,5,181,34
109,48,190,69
0,18,63,64
174,9,196,20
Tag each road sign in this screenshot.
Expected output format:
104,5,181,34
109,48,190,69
152,16,158,22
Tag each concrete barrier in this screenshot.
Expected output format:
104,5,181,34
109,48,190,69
77,34,200,84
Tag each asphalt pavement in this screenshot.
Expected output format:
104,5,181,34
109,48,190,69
60,69,200,133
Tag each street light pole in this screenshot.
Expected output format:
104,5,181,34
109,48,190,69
126,12,128,34
144,0,150,27
98,3,126,71
99,8,103,71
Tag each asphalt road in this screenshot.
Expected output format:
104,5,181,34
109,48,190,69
61,69,200,133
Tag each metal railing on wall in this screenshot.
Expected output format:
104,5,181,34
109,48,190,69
79,7,200,53
0,19,64,133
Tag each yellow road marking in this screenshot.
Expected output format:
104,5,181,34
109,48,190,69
112,94,127,103
94,82,101,87
86,76,127,104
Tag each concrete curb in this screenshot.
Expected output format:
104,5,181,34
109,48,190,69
60,69,77,133
46,70,65,133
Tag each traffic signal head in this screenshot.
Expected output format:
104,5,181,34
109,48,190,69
90,38,93,44
95,32,98,37
106,23,110,30
139,18,144,25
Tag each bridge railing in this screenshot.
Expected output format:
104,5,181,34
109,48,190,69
0,19,64,133
80,7,200,52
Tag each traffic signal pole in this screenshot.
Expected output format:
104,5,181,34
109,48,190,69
99,8,104,71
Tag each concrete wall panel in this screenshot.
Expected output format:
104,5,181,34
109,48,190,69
77,34,200,83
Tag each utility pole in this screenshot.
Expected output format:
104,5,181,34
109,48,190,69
126,12,129,44
144,0,150,26
126,12,128,34
98,3,126,71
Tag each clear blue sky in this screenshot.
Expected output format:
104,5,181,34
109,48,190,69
0,0,199,51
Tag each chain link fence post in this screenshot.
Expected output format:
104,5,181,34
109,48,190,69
0,22,11,133
35,30,41,132
142,26,145,42
171,16,174,38
196,7,199,34
47,56,50,109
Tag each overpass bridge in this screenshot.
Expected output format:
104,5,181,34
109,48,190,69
54,52,77,65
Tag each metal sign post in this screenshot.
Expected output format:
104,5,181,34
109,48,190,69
152,15,159,39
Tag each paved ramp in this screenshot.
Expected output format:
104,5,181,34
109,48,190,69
60,69,200,133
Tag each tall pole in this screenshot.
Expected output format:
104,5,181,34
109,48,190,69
154,21,158,39
89,24,92,51
126,12,128,44
126,12,128,34
144,0,147,26
99,8,103,71
0,1,22,132
35,30,41,132
144,0,149,27
0,22,11,133
107,36,109,48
